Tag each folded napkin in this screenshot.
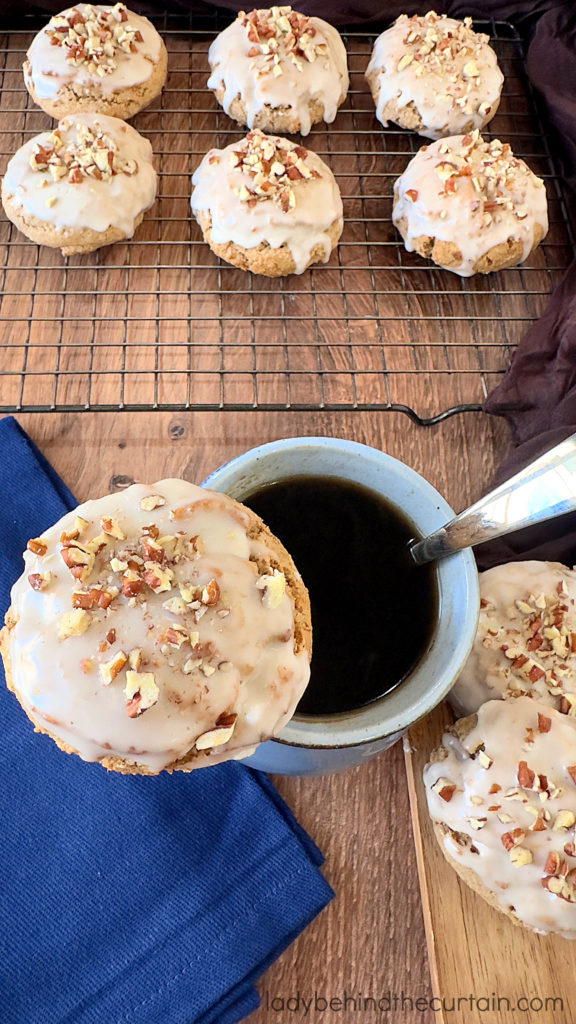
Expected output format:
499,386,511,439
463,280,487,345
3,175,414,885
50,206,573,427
0,417,333,1024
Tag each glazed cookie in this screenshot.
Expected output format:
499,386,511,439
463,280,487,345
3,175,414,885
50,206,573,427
1,113,157,255
392,131,548,276
191,128,343,276
1,479,312,775
450,561,576,718
424,697,576,939
207,6,348,136
24,3,167,121
365,12,503,140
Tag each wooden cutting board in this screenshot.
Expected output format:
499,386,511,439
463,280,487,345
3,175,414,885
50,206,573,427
405,705,575,1024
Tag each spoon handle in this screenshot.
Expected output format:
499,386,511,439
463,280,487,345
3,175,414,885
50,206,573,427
410,432,576,566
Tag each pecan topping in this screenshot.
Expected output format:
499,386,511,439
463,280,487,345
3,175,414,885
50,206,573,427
509,846,533,868
124,670,159,717
431,776,456,802
60,540,95,581
27,538,48,556
216,711,238,729
239,6,327,75
141,537,165,563
430,131,541,226
397,12,488,80
58,608,92,639
256,568,286,608
143,563,174,593
541,865,576,903
46,3,143,75
140,494,166,511
500,828,526,851
28,573,49,591
478,579,576,702
554,810,576,831
100,516,125,540
72,587,113,610
195,712,238,750
545,851,562,875
230,130,320,213
30,122,138,185
161,625,189,648
100,650,128,686
517,760,535,789
201,579,220,606
122,574,143,598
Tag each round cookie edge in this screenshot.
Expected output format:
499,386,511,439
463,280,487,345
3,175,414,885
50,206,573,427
23,37,168,121
1,493,312,775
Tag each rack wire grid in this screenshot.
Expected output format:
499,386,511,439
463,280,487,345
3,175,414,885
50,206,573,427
0,11,574,420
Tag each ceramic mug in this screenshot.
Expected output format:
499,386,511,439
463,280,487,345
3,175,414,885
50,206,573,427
202,437,479,775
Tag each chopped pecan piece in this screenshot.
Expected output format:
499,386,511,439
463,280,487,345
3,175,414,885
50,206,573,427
27,538,47,556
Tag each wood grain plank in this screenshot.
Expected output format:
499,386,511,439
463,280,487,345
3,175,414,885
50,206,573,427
0,15,571,1024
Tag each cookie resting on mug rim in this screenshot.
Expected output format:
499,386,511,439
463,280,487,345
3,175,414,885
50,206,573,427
1,479,312,774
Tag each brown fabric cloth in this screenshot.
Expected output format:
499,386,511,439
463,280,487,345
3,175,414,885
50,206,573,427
470,2,576,571
2,0,570,27
526,5,576,189
484,264,576,448
478,263,576,568
479,261,576,570
177,0,566,28
478,3,576,568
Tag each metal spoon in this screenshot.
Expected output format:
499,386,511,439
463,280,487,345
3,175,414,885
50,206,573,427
410,432,576,566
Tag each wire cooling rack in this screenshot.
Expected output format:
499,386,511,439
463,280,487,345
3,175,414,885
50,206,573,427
0,11,574,420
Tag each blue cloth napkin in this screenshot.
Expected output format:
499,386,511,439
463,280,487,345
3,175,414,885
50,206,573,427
0,416,333,1024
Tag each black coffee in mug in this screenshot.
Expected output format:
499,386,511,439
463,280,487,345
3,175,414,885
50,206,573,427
243,475,438,716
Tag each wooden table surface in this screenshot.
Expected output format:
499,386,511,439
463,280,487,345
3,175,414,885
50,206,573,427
3,11,576,1021
14,407,510,1024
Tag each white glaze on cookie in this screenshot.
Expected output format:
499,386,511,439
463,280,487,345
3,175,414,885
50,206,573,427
392,131,548,277
366,12,503,140
24,3,163,101
425,697,576,939
2,114,156,236
7,480,310,772
450,561,576,717
191,129,343,274
207,6,348,136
